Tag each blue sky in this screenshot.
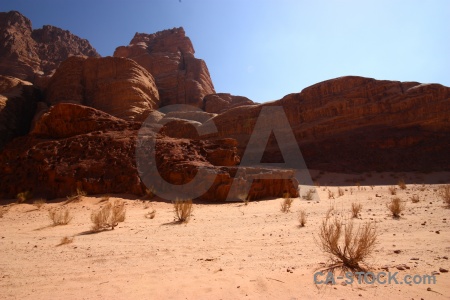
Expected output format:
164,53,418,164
2,0,449,102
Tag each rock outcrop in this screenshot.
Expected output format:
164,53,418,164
203,93,256,114
0,75,39,150
209,76,450,172
114,27,215,108
0,11,99,83
0,103,298,200
45,56,160,121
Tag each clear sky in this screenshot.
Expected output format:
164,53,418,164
2,0,449,102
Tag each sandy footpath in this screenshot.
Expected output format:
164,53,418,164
1,171,449,299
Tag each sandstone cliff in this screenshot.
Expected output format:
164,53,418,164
45,56,160,122
209,76,450,172
114,27,215,108
0,11,99,83
0,75,39,150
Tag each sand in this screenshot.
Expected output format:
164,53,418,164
1,171,449,299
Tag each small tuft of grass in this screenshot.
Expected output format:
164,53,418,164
338,187,344,197
57,236,74,246
145,210,156,219
16,191,32,204
144,187,155,200
440,184,450,207
388,186,397,195
49,208,72,226
65,188,86,204
328,190,335,200
33,198,46,210
316,217,378,272
280,193,294,213
239,193,250,206
302,189,315,200
386,197,405,218
351,202,362,218
398,179,407,190
298,209,307,227
411,195,420,203
173,199,193,223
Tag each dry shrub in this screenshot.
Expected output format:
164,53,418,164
355,182,361,190
16,191,32,204
338,188,344,197
33,199,46,209
298,209,307,227
398,179,407,190
145,210,156,219
65,188,86,204
328,190,335,200
325,206,335,219
49,208,72,226
351,202,362,218
238,193,250,206
91,199,126,232
387,197,405,218
99,195,110,203
440,185,450,207
317,217,377,272
0,206,10,218
411,195,420,203
388,186,397,195
173,199,193,223
144,187,155,200
302,189,315,201
314,180,320,187
57,236,74,246
280,194,294,213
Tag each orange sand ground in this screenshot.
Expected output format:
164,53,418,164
1,171,449,299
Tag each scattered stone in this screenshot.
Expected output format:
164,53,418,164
439,268,448,273
410,258,420,261
394,250,401,254
435,231,440,234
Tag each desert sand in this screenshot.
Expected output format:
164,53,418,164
1,171,449,300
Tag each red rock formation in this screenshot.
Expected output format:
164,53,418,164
209,76,450,172
0,103,298,201
114,27,215,108
45,56,160,122
203,93,256,114
0,75,39,150
0,11,99,83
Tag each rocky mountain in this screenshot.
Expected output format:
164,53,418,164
114,28,215,108
0,10,449,202
0,11,99,84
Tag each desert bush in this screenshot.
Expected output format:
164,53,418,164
398,179,407,190
351,202,362,218
411,195,420,203
338,188,344,197
91,199,126,232
144,187,155,200
280,194,294,213
57,236,74,246
440,185,450,207
298,209,307,227
317,217,377,272
325,206,335,220
238,193,250,206
302,189,315,200
386,197,405,218
388,186,397,195
16,191,32,204
65,188,86,204
49,208,72,226
145,210,156,219
328,190,335,200
33,199,46,209
173,199,193,223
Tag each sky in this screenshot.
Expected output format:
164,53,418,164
2,0,449,103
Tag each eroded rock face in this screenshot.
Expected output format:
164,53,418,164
46,56,160,122
209,76,450,172
0,103,298,200
114,27,215,108
0,11,100,83
203,93,255,114
0,75,39,150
